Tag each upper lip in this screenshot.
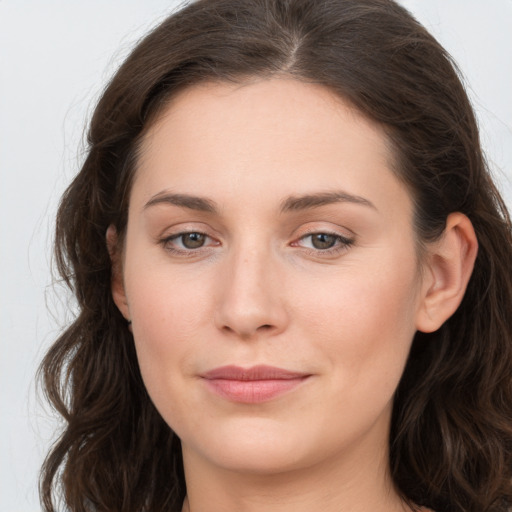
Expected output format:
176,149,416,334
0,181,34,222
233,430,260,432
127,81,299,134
201,365,310,381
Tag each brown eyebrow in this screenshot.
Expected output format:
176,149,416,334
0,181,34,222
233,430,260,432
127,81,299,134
143,190,376,214
280,191,376,212
144,192,218,213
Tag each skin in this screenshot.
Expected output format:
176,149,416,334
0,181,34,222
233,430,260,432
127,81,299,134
110,78,477,512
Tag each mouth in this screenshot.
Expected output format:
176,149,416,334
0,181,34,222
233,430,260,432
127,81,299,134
200,365,311,403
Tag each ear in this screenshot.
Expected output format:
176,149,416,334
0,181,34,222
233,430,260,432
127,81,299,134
416,212,478,333
106,225,130,321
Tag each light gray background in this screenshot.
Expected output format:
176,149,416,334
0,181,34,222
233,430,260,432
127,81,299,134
1,1,511,510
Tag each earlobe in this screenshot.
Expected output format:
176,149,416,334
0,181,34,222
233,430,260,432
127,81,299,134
416,212,478,333
106,225,130,321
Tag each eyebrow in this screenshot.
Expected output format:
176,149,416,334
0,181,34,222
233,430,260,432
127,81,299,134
143,190,376,214
280,191,376,212
144,192,217,212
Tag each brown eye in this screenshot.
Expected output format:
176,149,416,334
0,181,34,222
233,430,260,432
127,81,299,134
294,231,354,255
310,233,338,250
180,232,206,249
162,230,220,255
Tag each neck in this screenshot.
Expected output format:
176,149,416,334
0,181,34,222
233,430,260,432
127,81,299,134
180,435,409,512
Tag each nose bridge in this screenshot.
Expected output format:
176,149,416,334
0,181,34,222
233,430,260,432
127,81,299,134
215,238,287,338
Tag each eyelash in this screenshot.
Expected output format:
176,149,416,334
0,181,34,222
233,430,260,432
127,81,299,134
292,231,355,256
161,231,218,256
160,230,355,257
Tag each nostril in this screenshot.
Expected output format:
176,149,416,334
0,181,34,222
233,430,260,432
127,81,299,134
221,323,274,337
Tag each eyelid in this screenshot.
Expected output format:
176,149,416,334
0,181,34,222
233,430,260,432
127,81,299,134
291,223,355,242
290,226,356,256
159,226,221,256
157,223,355,257
294,232,354,247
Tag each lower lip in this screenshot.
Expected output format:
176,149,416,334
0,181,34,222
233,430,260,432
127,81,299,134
204,377,308,403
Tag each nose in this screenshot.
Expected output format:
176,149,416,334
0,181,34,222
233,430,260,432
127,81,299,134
214,245,289,340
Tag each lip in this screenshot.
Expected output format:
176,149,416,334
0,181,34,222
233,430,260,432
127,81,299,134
201,365,311,404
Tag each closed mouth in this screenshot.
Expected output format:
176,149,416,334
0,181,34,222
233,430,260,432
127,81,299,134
201,365,311,403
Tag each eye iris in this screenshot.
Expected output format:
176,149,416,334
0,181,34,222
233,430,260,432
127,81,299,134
311,233,337,250
182,233,206,249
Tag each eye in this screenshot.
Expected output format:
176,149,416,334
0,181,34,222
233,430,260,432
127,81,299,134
176,232,207,249
162,231,218,253
308,233,339,250
294,231,354,254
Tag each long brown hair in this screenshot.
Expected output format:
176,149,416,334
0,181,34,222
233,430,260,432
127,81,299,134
40,1,512,511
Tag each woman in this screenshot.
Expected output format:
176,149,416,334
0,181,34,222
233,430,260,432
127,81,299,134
39,0,512,511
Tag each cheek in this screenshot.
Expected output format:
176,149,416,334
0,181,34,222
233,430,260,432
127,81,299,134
124,259,216,401
294,256,420,389
127,254,213,334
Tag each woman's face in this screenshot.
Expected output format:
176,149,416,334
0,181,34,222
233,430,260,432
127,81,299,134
115,78,429,477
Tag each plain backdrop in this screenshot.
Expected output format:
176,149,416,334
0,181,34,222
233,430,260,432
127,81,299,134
1,1,511,510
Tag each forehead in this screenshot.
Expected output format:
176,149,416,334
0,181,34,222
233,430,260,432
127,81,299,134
141,78,393,164
133,78,411,219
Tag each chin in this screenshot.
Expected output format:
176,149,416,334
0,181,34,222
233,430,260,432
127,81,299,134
203,443,309,476
180,416,317,475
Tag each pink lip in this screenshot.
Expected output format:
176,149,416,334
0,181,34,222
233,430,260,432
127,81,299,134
201,365,310,403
